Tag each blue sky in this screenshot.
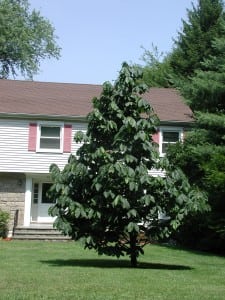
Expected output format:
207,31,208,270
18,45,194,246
29,0,198,84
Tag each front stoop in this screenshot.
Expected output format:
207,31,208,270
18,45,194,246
13,224,71,241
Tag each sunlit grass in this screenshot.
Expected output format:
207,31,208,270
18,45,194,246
0,240,224,299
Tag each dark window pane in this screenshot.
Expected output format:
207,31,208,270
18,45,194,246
33,183,39,204
41,183,55,203
162,143,169,153
41,126,60,138
163,132,179,143
40,138,60,149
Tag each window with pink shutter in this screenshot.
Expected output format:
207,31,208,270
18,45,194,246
28,123,37,151
29,123,72,153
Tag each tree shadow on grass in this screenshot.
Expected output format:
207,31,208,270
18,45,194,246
40,258,193,270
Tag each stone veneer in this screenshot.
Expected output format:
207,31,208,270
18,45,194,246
0,173,25,236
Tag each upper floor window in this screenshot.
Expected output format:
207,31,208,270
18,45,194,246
38,124,63,152
39,125,62,151
28,122,72,153
162,131,180,153
159,128,183,156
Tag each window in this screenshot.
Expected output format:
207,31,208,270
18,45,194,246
28,123,72,153
159,128,182,156
33,183,39,204
41,183,54,204
38,124,63,152
162,131,179,153
32,182,55,204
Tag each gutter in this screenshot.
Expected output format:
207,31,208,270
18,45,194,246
0,113,194,126
0,112,88,122
160,120,194,127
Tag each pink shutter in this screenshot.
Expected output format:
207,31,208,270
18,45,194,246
63,124,72,153
28,123,37,151
152,131,159,144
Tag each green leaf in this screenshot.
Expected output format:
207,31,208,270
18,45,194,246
80,208,86,218
129,182,136,191
95,183,102,191
96,211,101,219
127,209,137,218
126,117,136,128
121,198,130,209
113,195,121,207
141,195,155,205
127,222,139,233
170,220,180,230
75,208,81,218
127,167,135,177
108,165,115,174
88,209,94,219
86,236,93,245
125,154,137,164
134,131,146,141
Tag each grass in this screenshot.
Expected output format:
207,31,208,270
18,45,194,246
0,240,224,300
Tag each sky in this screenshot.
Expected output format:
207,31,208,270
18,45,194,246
29,0,198,85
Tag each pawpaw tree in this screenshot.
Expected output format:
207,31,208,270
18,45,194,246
49,63,208,267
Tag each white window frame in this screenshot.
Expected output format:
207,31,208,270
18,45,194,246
159,126,183,156
37,122,64,153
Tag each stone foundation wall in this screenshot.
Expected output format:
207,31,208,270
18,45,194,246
0,173,25,236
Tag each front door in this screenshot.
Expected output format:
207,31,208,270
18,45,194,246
31,181,56,223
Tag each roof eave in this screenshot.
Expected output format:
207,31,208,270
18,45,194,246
0,112,88,122
160,120,194,127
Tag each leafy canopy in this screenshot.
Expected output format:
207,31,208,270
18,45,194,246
49,63,208,267
0,0,60,79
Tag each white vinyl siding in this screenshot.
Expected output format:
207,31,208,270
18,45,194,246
0,119,183,177
0,119,87,173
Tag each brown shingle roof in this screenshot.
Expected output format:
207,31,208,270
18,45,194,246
144,88,193,122
0,79,193,123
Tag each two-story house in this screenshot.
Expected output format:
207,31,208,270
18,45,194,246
0,80,193,237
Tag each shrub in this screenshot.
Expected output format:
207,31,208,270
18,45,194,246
0,209,10,238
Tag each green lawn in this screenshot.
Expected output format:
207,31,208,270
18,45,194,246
0,240,224,300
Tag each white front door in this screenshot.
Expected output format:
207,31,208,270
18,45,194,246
31,181,56,223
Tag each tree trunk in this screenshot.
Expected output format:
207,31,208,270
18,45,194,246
129,233,138,268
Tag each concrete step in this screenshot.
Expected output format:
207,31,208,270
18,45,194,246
13,225,71,241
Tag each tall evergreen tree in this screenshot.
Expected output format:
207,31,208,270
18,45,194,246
170,0,224,79
167,30,225,252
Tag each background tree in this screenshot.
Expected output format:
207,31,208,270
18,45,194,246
167,29,225,252
139,0,225,252
169,0,224,79
0,0,60,79
49,63,208,267
140,45,174,88
141,0,225,89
